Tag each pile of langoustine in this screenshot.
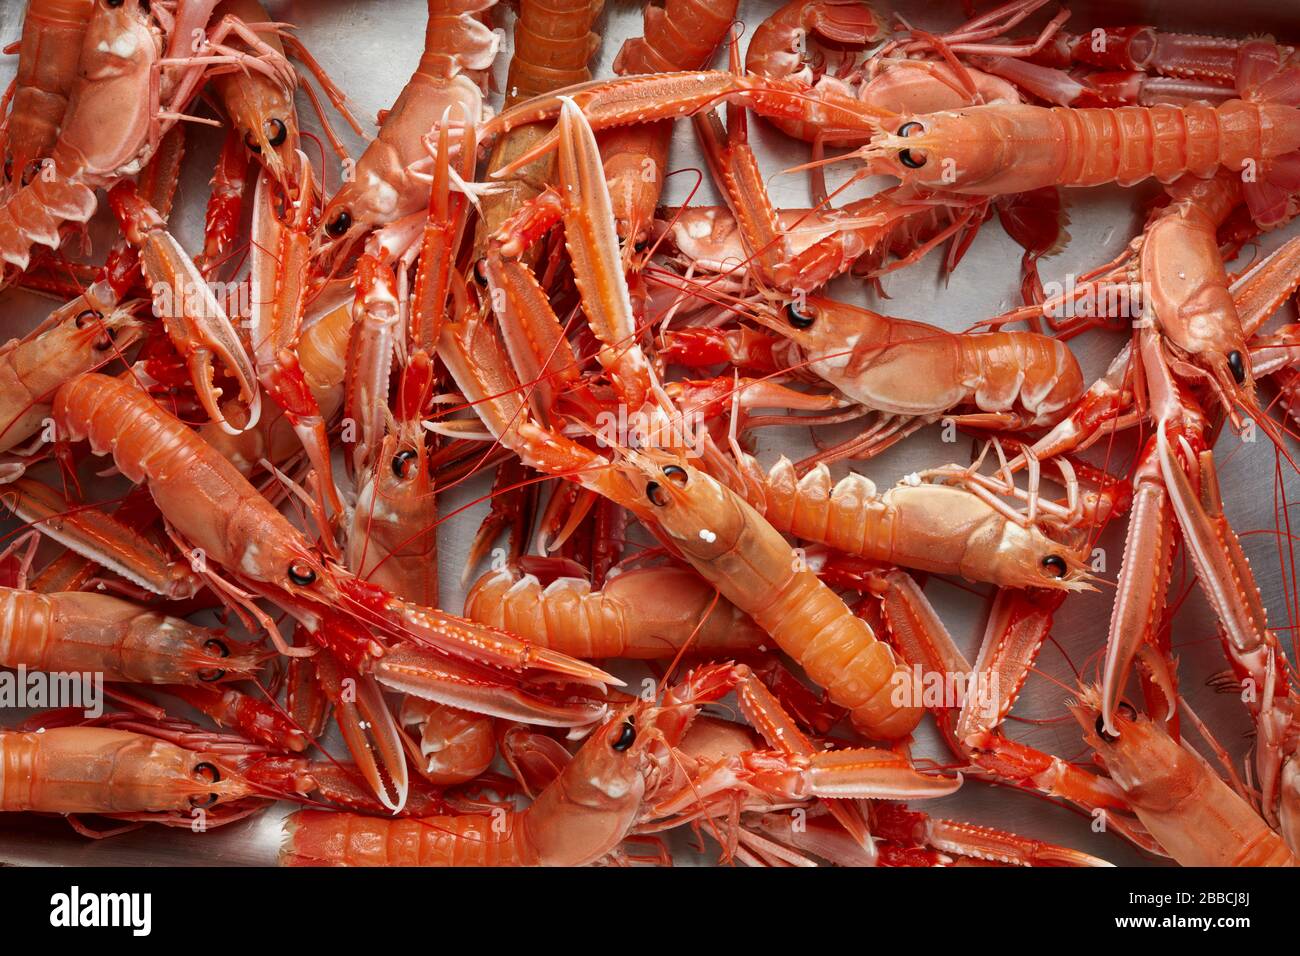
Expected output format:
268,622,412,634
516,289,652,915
0,0,1299,867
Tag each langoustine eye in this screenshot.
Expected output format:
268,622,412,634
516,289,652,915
896,120,927,169
326,209,352,237
265,118,288,147
288,561,317,586
646,481,668,507
189,761,220,808
391,448,418,479
1227,350,1245,384
611,719,636,751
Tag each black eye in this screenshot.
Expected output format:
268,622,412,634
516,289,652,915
1227,350,1245,384
785,303,815,329
1094,714,1119,742
264,118,287,147
663,464,687,487
288,561,317,586
189,761,220,807
898,149,926,169
1041,554,1068,578
93,328,116,351
326,209,352,237
75,308,102,328
611,719,636,751
896,121,927,170
244,130,262,154
646,480,668,507
198,638,229,682
391,448,418,480
106,0,124,7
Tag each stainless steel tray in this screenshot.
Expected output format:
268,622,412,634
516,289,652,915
0,0,1295,867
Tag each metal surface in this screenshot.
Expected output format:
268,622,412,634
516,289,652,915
0,0,1295,867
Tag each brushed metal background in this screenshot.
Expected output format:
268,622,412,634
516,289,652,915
0,0,1296,866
